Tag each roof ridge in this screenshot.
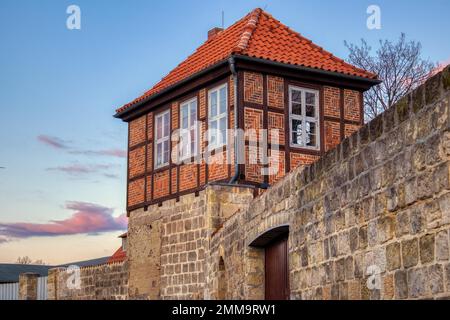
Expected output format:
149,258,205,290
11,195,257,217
232,8,262,54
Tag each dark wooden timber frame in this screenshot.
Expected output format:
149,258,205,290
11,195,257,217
120,56,378,212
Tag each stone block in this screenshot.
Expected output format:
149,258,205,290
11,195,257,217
386,242,401,271
419,233,435,264
402,239,419,268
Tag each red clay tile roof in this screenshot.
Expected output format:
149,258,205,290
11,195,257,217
116,8,377,114
107,246,126,264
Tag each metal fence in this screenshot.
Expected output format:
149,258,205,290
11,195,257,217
37,276,48,300
0,282,19,300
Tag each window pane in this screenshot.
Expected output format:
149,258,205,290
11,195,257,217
292,119,303,146
306,104,315,117
180,130,188,158
163,113,170,137
156,117,162,139
219,117,227,130
190,101,197,126
210,91,217,117
220,128,226,145
163,150,169,164
210,120,217,146
292,103,302,116
157,143,162,165
291,89,302,104
163,140,169,163
306,122,316,146
181,107,188,129
305,92,315,105
219,87,227,114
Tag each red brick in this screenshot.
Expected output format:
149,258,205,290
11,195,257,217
245,145,264,183
244,72,263,104
208,151,229,182
345,124,360,138
129,115,146,147
129,146,145,178
154,170,170,199
172,102,179,130
268,112,285,145
344,89,361,122
324,86,341,118
324,120,341,152
267,76,284,109
268,149,285,184
290,153,319,170
179,164,198,192
128,178,145,207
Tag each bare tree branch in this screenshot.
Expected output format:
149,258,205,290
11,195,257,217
345,34,435,121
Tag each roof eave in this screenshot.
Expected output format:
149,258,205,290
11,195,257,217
114,59,230,121
233,54,381,87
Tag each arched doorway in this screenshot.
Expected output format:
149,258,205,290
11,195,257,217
249,225,289,300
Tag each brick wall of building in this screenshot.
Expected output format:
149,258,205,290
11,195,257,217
127,71,363,210
126,77,236,210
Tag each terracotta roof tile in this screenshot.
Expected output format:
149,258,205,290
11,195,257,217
116,8,377,114
107,246,126,263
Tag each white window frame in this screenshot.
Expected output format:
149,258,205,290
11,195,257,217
208,83,228,150
154,109,170,169
179,97,198,161
288,86,320,150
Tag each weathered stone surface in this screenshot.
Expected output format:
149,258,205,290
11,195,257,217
394,270,408,299
419,234,435,264
383,274,394,300
436,230,449,261
427,264,444,295
386,242,401,271
402,239,419,268
407,267,427,298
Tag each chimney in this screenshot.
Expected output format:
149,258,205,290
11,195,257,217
208,27,223,40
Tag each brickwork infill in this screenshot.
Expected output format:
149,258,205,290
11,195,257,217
209,67,450,300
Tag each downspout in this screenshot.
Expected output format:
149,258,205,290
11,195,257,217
228,56,240,184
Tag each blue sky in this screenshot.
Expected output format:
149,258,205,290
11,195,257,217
0,0,449,264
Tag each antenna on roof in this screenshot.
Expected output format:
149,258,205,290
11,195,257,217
221,10,224,29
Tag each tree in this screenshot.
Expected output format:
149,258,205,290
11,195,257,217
16,256,33,264
16,256,47,265
345,33,435,120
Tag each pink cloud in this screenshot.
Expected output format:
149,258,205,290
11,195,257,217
69,149,127,158
37,135,126,158
37,135,70,149
0,201,127,239
46,164,116,178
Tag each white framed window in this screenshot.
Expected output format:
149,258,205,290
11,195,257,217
154,110,170,168
289,86,320,150
208,83,228,150
179,97,198,161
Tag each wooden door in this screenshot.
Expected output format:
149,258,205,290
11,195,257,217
265,235,289,300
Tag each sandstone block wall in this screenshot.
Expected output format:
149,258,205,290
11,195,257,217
207,67,450,300
127,183,254,300
47,262,128,300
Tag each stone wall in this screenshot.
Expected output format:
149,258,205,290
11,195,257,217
127,183,254,299
47,262,128,300
207,67,450,299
